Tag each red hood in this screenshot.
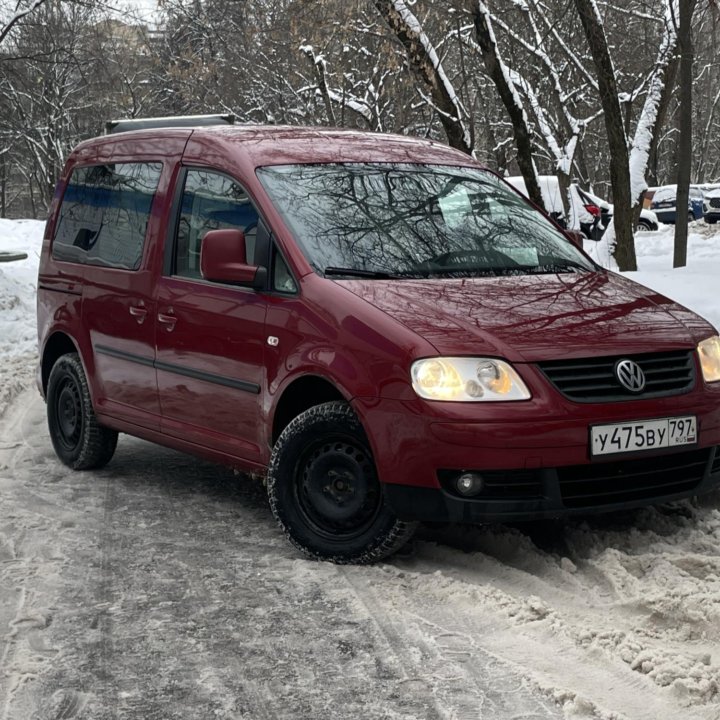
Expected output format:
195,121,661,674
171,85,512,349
335,271,715,362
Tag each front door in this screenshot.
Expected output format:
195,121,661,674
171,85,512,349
154,167,268,463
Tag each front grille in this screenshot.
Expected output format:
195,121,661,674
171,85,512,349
537,350,695,402
557,448,710,508
710,198,720,209
711,448,720,475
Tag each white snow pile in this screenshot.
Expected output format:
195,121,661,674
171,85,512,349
628,222,720,331
585,221,720,330
0,219,45,414
0,219,43,354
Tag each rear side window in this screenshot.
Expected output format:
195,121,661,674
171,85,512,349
174,169,259,279
53,162,162,269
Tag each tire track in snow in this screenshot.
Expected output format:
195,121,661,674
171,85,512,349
0,389,62,720
337,565,564,720
359,528,720,719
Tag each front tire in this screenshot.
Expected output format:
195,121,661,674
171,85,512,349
47,353,118,470
267,402,416,564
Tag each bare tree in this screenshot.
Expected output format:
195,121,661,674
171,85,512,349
373,0,472,154
0,0,49,45
673,0,697,268
471,1,543,210
573,0,637,271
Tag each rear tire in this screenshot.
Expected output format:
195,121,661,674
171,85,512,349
47,353,118,470
267,401,416,564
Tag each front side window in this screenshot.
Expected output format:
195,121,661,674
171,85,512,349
174,169,259,279
257,163,595,279
53,162,162,269
272,248,297,293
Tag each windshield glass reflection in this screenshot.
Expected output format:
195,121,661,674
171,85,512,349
257,163,596,279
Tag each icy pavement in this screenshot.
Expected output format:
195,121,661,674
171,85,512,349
3,392,720,719
0,389,564,719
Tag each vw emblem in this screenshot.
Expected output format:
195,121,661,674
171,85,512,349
615,359,646,393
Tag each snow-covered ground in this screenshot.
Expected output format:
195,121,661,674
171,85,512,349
0,219,44,416
1,219,720,719
584,221,720,331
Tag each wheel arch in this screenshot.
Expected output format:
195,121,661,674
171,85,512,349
41,331,80,396
270,374,349,445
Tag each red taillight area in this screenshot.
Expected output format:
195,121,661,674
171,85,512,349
584,204,601,217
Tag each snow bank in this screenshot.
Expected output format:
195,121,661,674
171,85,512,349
627,222,720,331
0,219,45,414
584,221,720,330
0,219,44,357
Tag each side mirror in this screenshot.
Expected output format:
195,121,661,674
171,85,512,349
200,228,266,289
565,230,585,249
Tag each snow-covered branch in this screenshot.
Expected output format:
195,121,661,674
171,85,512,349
373,0,472,154
0,0,48,46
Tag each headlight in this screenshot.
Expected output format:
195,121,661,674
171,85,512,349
411,357,531,401
698,336,720,383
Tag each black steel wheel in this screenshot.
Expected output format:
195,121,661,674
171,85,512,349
267,402,416,563
47,353,118,470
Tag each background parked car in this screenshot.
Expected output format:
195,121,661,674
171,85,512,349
507,176,658,240
578,187,660,234
703,188,720,224
506,175,603,239
650,184,705,223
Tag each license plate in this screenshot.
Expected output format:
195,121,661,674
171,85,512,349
590,416,697,457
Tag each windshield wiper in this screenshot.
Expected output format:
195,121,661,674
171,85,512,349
324,266,401,279
524,261,593,274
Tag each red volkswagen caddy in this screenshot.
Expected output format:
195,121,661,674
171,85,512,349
37,120,720,563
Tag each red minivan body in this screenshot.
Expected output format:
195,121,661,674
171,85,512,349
37,124,720,563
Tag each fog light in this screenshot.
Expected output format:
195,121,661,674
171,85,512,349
455,472,484,497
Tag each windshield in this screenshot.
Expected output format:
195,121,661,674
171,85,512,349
257,163,596,279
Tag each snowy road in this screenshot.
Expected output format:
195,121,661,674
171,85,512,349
1,387,566,720
2,388,720,720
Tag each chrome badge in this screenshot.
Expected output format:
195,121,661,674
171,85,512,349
615,359,646,393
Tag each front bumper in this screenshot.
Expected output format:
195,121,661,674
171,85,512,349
704,211,720,223
383,445,720,523
653,209,677,224
353,376,720,522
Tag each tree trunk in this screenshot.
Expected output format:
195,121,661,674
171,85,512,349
649,53,680,181
473,2,544,211
673,0,696,268
573,0,637,271
0,154,6,219
374,0,472,155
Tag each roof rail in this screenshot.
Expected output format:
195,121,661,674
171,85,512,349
105,114,236,134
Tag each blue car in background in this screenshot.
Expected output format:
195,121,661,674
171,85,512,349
650,185,705,224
